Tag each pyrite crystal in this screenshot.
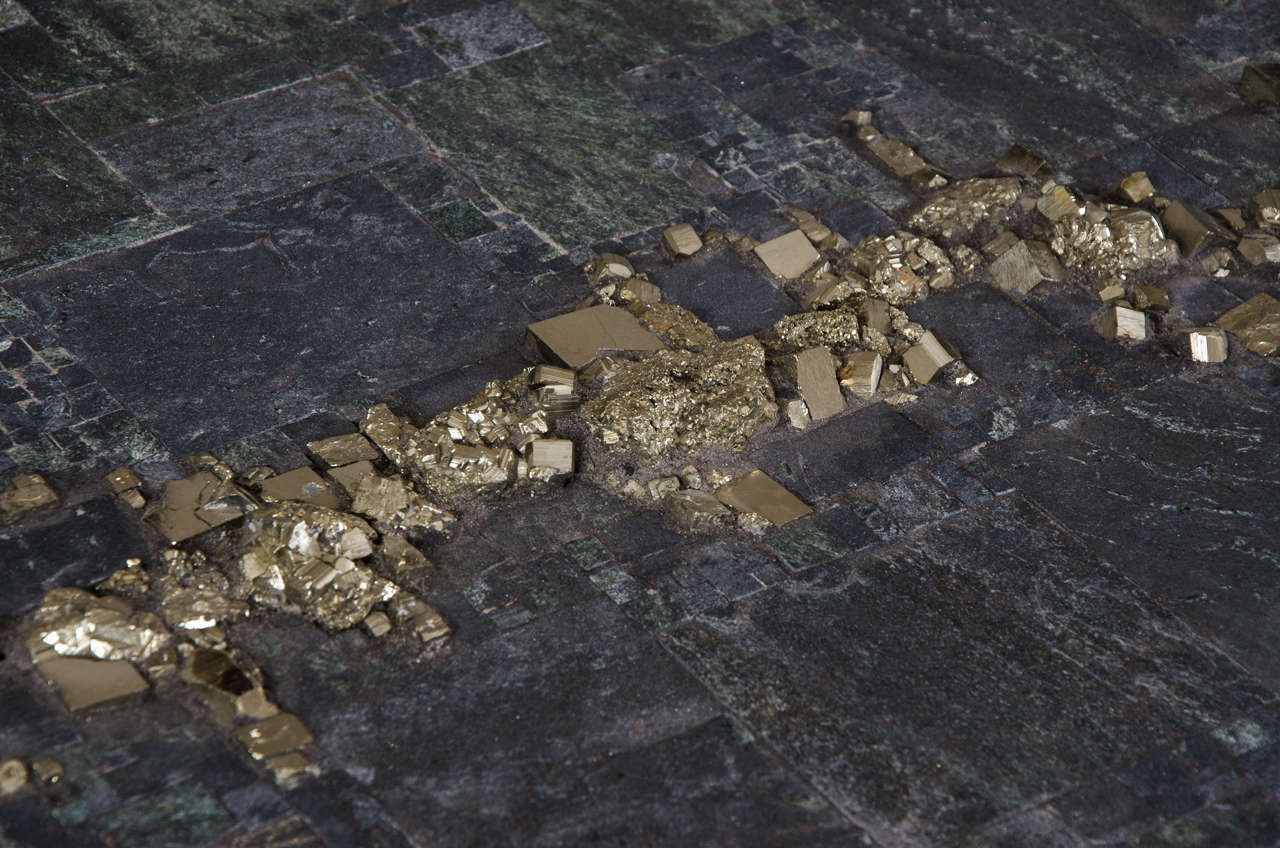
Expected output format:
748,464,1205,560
580,337,776,456
27,588,171,664
907,178,1022,239
1043,205,1179,276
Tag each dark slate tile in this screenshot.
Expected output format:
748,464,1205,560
0,796,92,848
613,59,724,119
684,538,785,598
420,2,548,69
392,348,528,420
861,467,964,532
594,508,682,565
359,44,451,90
905,285,1083,393
983,375,1280,688
0,80,163,280
95,73,423,224
0,498,145,617
17,174,525,453
820,198,897,245
99,781,235,848
47,74,200,141
176,44,309,104
644,242,795,338
1147,108,1280,204
1102,140,1230,209
1051,777,1160,841
975,806,1085,848
390,47,701,249
662,497,1269,842
750,402,934,502
1123,786,1280,848
0,681,80,758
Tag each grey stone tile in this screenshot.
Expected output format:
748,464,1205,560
420,2,548,69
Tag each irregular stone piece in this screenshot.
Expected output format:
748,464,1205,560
37,657,148,712
996,143,1046,177
119,489,146,509
259,467,339,509
595,253,634,279
835,231,953,305
157,549,249,632
1217,294,1280,356
754,230,820,279
1238,234,1280,265
527,305,665,369
267,752,311,783
27,588,171,665
862,299,890,335
182,647,255,696
363,611,392,637
532,365,575,388
306,433,380,467
983,231,1018,257
902,331,954,384
0,759,26,796
839,351,883,398
663,224,703,257
715,470,812,527
1104,305,1149,342
1240,63,1280,105
765,307,860,353
0,473,58,519
30,758,62,785
863,132,928,177
327,460,376,496
839,109,873,127
527,439,574,474
105,467,142,495
1202,245,1234,276
784,399,809,429
1044,206,1179,276
907,178,1021,239
1098,282,1126,302
1189,328,1228,363
630,301,719,350
388,594,451,643
1250,189,1280,228
1162,201,1227,255
145,470,248,543
1116,171,1155,204
988,240,1065,294
351,474,453,535
1212,208,1247,231
235,713,313,760
793,348,843,421
580,338,775,456
665,490,731,532
618,276,662,304
1131,284,1170,312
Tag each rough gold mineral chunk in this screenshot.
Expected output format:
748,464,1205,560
236,713,313,760
37,657,148,712
259,467,339,508
0,473,58,519
663,224,703,257
0,759,26,796
988,240,1065,294
793,348,843,421
840,351,883,398
715,470,812,526
1189,328,1228,363
306,433,380,467
754,230,820,279
1217,293,1280,356
902,331,954,384
526,305,665,369
1116,171,1155,204
996,143,1046,177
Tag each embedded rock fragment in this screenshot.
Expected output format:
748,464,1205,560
145,468,250,543
1189,328,1228,363
785,399,810,429
235,713,313,760
1044,206,1178,276
839,351,883,398
0,473,58,519
156,549,249,633
306,433,380,467
764,307,861,353
908,178,1021,239
988,240,1065,293
1240,63,1280,105
532,365,575,388
902,331,954,384
835,231,953,305
351,473,453,534
1250,189,1280,228
996,144,1046,178
663,224,703,257
754,230,820,279
526,439,574,475
1103,305,1149,342
715,470,811,527
630,301,719,350
1036,184,1085,222
1238,234,1280,265
793,348,843,421
618,276,662,304
389,594,451,643
266,752,311,783
580,337,775,456
1213,208,1247,231
1162,201,1228,255
588,252,634,280
0,760,26,796
327,460,376,496
36,657,148,712
27,588,172,665
1131,284,1170,313
239,502,394,631
1217,294,1280,356
666,490,731,532
862,129,929,177
259,467,339,509
1116,172,1155,204
527,305,665,368
983,231,1018,257
106,468,146,509
363,611,392,637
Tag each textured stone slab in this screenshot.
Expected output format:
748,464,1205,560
15,174,524,452
390,47,700,248
96,73,422,224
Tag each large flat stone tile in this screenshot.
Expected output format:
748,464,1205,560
390,47,701,248
663,496,1271,843
13,174,526,453
95,73,422,224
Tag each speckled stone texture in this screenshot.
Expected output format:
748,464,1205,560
3,0,1280,845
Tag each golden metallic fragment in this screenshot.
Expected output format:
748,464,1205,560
267,752,311,783
0,473,58,519
526,439,574,474
665,490,731,532
793,348,843,421
388,594,451,643
983,231,1018,257
839,351,883,398
988,240,1065,294
1044,205,1178,277
532,365,575,388
1161,201,1226,256
30,758,62,785
0,759,26,796
105,467,141,494
235,713,313,760
37,657,148,712
907,178,1021,239
1212,208,1247,231
1116,172,1155,204
1131,284,1170,313
1250,189,1280,228
27,587,171,664
996,143,1046,178
362,611,392,637
1104,305,1149,342
1189,328,1228,363
1238,234,1280,265
527,305,665,369
580,338,775,456
1217,294,1280,356
630,301,719,350
754,230,820,279
902,331,954,384
145,470,249,543
765,307,860,353
327,460,376,496
1240,63,1280,105
259,467,339,509
1036,184,1085,221
157,548,249,632
785,398,809,430
306,433,380,467
663,224,703,257
862,131,929,177
715,470,811,526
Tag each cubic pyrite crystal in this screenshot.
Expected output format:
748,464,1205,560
907,178,1021,239
27,588,171,664
1044,205,1178,276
